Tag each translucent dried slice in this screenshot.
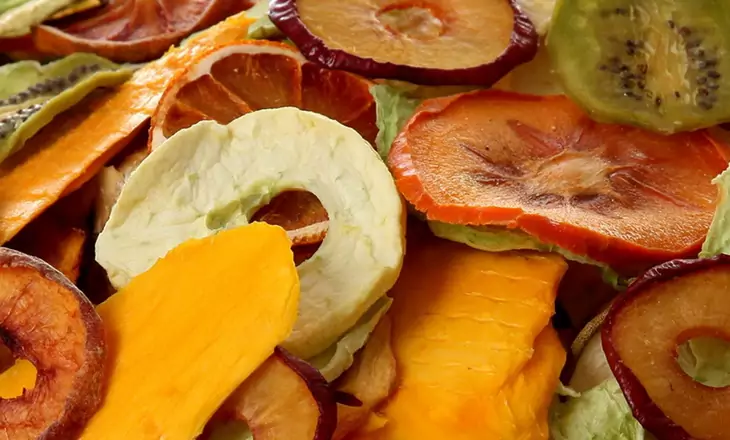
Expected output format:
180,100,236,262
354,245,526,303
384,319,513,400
270,0,539,85
0,53,131,164
32,0,253,62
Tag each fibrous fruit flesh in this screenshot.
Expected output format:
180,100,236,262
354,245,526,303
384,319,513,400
548,0,730,134
96,108,405,360
0,247,105,440
269,0,539,86
602,256,730,440
388,90,729,274
79,223,300,439
208,347,337,440
32,0,252,62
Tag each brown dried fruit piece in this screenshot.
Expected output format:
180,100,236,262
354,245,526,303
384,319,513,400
33,0,253,62
0,248,105,440
603,256,730,440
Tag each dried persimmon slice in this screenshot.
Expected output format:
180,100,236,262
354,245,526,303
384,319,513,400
31,0,252,62
149,40,377,245
389,90,730,273
0,248,105,439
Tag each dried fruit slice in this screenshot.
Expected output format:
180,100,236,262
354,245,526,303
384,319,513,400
0,53,131,163
602,256,730,440
0,248,105,439
389,90,730,274
96,108,405,360
0,11,255,245
207,347,337,440
548,0,730,134
352,235,567,439
32,0,252,62
0,0,76,37
270,0,538,86
79,223,300,439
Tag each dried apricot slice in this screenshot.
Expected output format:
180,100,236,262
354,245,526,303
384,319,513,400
389,90,730,274
270,0,539,86
149,40,378,244
32,0,252,62
0,248,105,439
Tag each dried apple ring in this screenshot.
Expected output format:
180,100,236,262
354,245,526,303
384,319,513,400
0,248,105,439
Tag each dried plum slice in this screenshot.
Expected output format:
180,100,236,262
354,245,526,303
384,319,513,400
0,248,105,439
0,52,131,164
548,0,730,134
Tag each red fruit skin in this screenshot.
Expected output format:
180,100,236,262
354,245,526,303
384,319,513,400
269,0,538,86
602,256,730,440
274,347,338,440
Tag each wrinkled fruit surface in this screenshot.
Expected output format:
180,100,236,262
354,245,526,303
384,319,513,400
270,0,538,85
389,90,730,274
603,256,730,440
0,248,105,440
208,347,337,440
33,0,252,62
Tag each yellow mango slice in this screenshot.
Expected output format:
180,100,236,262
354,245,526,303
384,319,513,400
78,222,299,440
352,236,567,440
0,359,36,399
0,12,254,245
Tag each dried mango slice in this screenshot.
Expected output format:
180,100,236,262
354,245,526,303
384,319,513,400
0,53,131,164
33,0,253,62
96,108,405,360
0,11,254,245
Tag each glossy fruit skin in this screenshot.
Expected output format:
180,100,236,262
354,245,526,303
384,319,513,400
269,0,539,86
0,248,105,440
602,255,730,440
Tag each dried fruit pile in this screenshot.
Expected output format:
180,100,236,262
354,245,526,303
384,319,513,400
0,0,728,439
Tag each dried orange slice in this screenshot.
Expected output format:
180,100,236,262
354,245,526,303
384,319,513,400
149,40,378,245
31,0,253,62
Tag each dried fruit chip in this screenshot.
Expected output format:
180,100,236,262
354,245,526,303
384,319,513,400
0,53,131,164
602,256,730,440
0,248,105,439
96,108,405,360
269,0,539,86
0,0,76,37
389,90,730,274
32,0,253,62
0,11,255,245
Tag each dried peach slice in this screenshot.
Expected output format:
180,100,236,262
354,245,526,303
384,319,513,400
602,256,730,440
149,40,378,245
270,0,538,86
389,90,730,274
32,0,253,62
0,248,105,439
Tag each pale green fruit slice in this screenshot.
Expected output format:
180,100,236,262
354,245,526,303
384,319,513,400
96,107,405,359
0,0,74,36
0,53,131,163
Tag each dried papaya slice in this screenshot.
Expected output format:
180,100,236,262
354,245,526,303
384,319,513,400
149,40,378,244
0,53,131,164
0,248,105,439
32,0,253,62
0,11,255,245
389,90,730,273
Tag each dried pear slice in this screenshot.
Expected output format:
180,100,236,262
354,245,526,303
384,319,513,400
96,108,405,360
0,52,131,164
0,0,76,37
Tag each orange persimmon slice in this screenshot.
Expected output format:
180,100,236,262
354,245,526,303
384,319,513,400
32,0,252,62
149,40,377,245
389,90,730,274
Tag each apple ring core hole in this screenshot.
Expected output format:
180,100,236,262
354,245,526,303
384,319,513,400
676,336,730,388
0,339,37,398
377,4,445,40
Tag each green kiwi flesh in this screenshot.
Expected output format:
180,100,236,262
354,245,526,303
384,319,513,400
0,53,131,163
548,0,730,134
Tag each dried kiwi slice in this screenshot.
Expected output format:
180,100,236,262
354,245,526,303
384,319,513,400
0,53,131,163
548,0,730,134
0,0,76,37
